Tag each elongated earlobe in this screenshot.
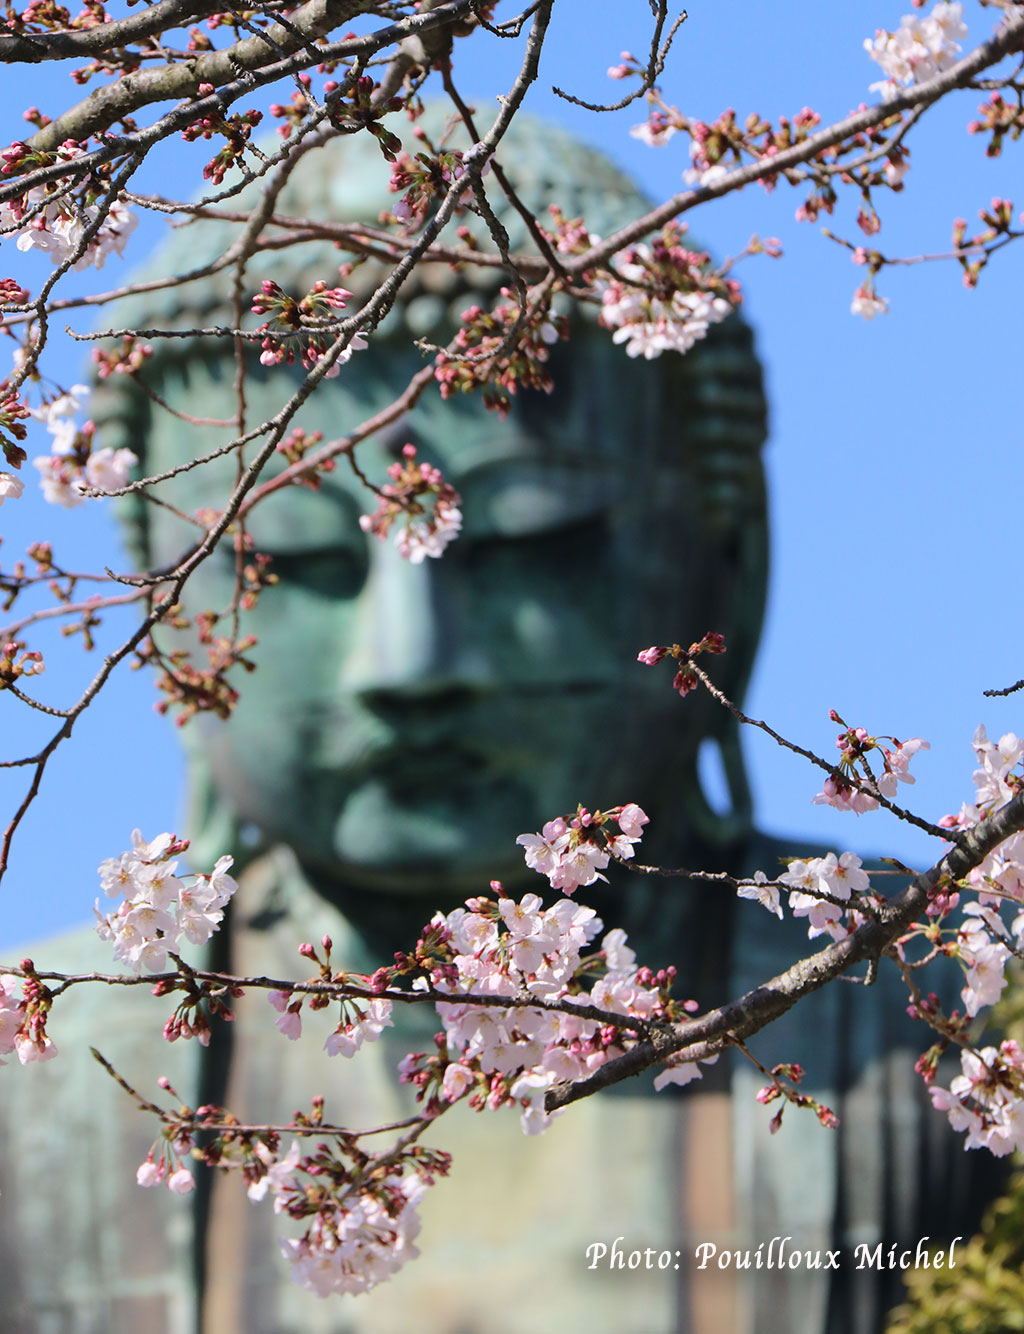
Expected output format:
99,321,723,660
684,722,753,848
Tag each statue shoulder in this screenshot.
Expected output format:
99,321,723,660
0,920,200,1331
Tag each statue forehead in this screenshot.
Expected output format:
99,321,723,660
113,111,661,336
102,107,767,613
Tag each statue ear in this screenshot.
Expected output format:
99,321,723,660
683,723,753,848
685,518,763,850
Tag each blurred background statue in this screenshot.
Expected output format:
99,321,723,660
0,113,997,1334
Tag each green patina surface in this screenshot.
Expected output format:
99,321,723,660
0,113,994,1334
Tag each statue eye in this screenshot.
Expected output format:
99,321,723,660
257,546,367,599
468,511,610,563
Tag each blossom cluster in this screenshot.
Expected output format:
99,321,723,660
935,727,1024,1014
94,829,238,973
433,292,566,416
636,631,727,696
912,727,1024,1150
0,968,56,1065
268,982,394,1059
238,1126,445,1299
0,382,30,475
865,3,967,101
181,103,263,187
152,1094,446,1299
401,885,702,1137
778,852,873,941
34,444,138,506
812,714,930,812
851,285,889,320
274,1162,427,1298
359,443,462,563
969,91,1024,160
0,639,45,689
516,802,649,895
931,1041,1024,1157
28,383,138,506
137,1143,196,1195
91,335,154,380
389,146,483,226
552,213,739,363
597,226,736,360
251,277,367,379
31,383,91,453
1,139,137,269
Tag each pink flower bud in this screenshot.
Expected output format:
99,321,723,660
167,1167,195,1195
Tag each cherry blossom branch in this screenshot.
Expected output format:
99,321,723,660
612,855,878,916
0,0,553,874
985,675,1024,698
23,0,455,155
560,9,1024,279
551,2,686,114
13,961,656,1035
546,789,1024,1112
685,656,954,842
1,0,477,203
91,1046,429,1138
0,0,233,64
0,588,149,641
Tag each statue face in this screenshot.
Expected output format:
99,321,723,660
141,337,718,900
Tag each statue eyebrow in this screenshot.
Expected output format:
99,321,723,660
449,443,618,485
241,479,364,551
447,443,546,483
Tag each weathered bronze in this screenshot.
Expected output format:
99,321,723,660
0,115,995,1334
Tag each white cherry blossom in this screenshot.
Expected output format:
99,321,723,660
865,3,967,100
0,472,24,504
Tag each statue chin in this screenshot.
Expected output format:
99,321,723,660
324,774,540,894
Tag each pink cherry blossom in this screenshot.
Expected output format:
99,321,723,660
247,1140,301,1205
616,803,649,840
167,1167,195,1195
441,1063,475,1102
279,1172,426,1296
737,871,783,919
95,831,237,975
136,1158,164,1188
516,818,570,880
865,3,967,100
14,1032,57,1064
931,1042,1024,1156
851,286,889,319
324,999,393,1057
274,1005,303,1041
654,1054,717,1092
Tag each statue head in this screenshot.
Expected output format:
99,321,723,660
95,112,768,921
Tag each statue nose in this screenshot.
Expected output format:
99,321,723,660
337,531,494,703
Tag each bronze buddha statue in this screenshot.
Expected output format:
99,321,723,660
0,113,996,1334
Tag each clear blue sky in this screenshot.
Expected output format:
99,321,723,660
2,0,1021,948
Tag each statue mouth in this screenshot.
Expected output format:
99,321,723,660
364,747,489,792
295,682,616,779
327,769,539,884
305,729,499,786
